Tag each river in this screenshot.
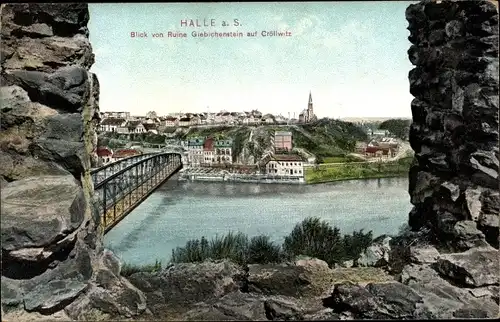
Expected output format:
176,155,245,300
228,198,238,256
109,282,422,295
104,176,413,265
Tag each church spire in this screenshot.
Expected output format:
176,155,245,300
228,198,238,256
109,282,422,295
308,91,312,104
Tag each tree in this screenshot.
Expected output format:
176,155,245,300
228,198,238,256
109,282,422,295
378,119,411,140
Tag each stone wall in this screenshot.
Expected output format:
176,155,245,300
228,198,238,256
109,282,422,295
1,4,145,321
407,0,499,250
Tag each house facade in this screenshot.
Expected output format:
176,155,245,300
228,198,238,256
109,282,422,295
262,114,275,124
179,117,191,127
214,139,233,164
274,131,293,152
116,126,130,134
100,118,127,132
143,123,158,134
265,154,304,177
164,117,179,127
187,137,205,166
203,137,216,165
101,111,130,120
364,146,396,158
96,147,114,166
127,121,146,134
243,115,259,125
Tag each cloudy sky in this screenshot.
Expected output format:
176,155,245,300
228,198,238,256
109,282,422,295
88,2,416,118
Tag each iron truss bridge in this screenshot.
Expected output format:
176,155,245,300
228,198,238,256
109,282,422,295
91,152,182,234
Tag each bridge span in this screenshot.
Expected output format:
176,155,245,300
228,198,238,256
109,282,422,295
91,152,182,234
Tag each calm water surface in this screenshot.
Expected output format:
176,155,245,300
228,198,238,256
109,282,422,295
105,176,412,265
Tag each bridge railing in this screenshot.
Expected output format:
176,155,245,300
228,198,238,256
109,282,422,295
90,153,156,188
93,152,182,233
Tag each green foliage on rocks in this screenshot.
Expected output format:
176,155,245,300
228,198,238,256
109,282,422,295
170,232,284,265
292,119,367,159
120,259,162,277
170,217,373,267
283,217,373,266
231,127,251,161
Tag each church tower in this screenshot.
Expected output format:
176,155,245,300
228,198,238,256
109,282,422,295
307,91,313,122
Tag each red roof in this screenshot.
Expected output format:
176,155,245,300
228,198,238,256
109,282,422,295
113,149,141,158
365,147,391,154
97,147,113,157
272,154,303,162
203,137,215,151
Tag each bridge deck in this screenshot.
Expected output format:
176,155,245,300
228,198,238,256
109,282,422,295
101,164,181,233
92,152,182,234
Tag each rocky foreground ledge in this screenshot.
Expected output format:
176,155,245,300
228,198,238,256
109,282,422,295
58,241,497,321
2,233,498,321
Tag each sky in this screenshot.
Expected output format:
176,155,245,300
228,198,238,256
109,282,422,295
88,2,417,118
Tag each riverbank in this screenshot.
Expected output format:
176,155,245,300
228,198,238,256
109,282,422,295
179,172,305,184
176,157,412,185
304,157,412,184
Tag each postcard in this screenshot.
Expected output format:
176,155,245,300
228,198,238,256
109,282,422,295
1,1,498,321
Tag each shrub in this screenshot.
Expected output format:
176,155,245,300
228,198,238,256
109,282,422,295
121,259,162,277
247,235,283,264
283,217,344,266
342,229,373,261
171,232,283,265
208,231,249,264
283,217,373,266
171,217,374,268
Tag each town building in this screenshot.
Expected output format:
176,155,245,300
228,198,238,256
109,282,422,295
262,114,275,124
190,115,201,126
243,115,259,125
142,123,158,134
377,137,399,149
96,147,114,166
264,154,304,177
127,121,146,134
355,142,368,153
179,117,191,127
274,131,293,152
100,118,127,132
116,125,130,134
164,117,179,127
101,111,131,120
364,146,397,158
187,137,204,166
146,111,157,119
214,138,233,164
203,137,216,165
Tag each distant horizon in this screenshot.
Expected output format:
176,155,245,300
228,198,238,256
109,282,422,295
101,109,411,121
89,2,417,119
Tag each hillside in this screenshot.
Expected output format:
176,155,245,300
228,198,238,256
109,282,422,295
97,119,368,164
178,118,368,163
